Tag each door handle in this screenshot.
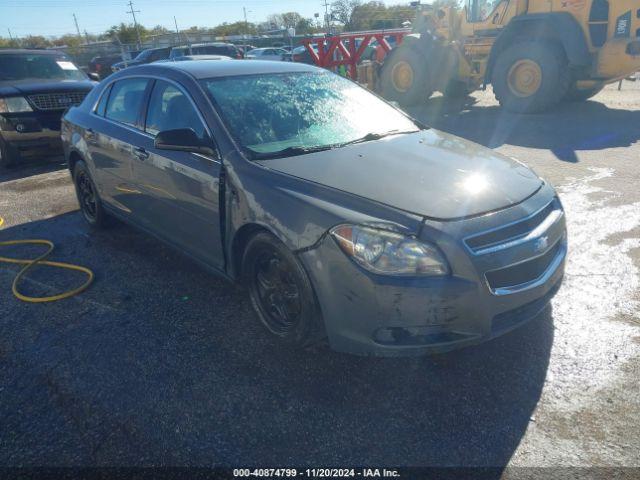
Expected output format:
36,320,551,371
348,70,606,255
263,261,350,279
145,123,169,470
133,146,149,161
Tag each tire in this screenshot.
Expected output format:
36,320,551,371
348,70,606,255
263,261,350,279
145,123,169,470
0,137,19,168
72,160,109,228
564,83,604,102
242,231,325,348
379,45,433,108
492,41,570,113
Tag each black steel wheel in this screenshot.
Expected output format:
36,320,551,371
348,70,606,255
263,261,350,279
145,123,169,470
73,160,108,228
242,231,325,347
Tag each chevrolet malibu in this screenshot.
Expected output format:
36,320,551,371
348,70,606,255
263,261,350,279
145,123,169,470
61,61,566,356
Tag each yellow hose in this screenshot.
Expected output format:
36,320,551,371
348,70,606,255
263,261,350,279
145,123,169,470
0,216,94,303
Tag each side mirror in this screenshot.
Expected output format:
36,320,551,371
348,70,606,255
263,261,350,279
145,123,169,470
154,128,216,157
88,72,100,81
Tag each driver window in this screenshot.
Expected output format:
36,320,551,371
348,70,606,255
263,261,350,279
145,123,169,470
467,0,500,23
145,80,206,139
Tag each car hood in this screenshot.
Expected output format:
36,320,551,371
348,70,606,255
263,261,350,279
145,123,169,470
256,130,543,220
0,79,95,97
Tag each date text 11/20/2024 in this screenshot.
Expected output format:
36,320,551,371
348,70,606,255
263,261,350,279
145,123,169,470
233,468,401,477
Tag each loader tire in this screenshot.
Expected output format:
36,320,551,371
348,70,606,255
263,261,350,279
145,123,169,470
379,46,432,108
492,41,570,113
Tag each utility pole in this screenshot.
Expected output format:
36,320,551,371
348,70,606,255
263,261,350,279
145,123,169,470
7,28,14,42
174,16,181,43
126,0,142,49
322,0,331,32
73,13,82,40
84,29,90,45
243,7,249,38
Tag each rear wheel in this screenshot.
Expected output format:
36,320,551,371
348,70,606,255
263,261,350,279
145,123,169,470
379,46,433,108
242,232,325,348
564,83,604,102
492,41,570,113
73,160,109,228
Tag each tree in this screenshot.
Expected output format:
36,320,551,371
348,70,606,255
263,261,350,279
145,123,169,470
0,38,21,48
212,21,257,36
106,23,148,45
281,12,303,29
331,0,362,28
21,35,51,48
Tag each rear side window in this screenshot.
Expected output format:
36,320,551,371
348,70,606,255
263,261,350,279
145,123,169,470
105,78,149,127
145,80,206,138
94,84,112,116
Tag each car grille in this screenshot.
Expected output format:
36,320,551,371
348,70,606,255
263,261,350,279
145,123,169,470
28,92,87,111
465,199,560,254
485,240,563,291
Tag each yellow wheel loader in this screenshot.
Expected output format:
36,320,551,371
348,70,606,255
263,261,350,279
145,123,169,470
379,0,640,112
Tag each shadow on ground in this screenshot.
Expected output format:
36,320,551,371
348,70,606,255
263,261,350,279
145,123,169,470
0,157,67,183
0,212,554,471
409,96,640,162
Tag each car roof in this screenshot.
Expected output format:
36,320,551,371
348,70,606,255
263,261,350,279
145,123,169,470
138,59,318,79
0,48,65,56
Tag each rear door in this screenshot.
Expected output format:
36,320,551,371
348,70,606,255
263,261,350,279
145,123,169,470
131,79,224,269
89,77,151,218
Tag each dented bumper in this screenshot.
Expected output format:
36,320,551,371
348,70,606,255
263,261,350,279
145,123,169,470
298,184,566,357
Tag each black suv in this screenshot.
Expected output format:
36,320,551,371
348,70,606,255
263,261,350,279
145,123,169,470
111,47,171,72
0,49,95,167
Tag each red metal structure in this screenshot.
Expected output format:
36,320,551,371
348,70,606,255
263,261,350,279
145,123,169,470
302,29,411,80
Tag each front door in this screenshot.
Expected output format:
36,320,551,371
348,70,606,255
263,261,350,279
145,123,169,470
131,79,224,270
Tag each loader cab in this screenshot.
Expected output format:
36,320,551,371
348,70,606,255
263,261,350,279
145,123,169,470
465,0,507,23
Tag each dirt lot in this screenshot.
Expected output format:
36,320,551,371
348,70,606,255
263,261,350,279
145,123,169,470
1,82,639,474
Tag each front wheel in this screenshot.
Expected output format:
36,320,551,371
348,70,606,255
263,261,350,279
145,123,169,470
242,232,325,348
379,46,433,108
492,41,570,113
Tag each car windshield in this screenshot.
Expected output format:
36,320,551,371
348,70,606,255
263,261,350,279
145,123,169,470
0,54,86,81
201,71,420,159
134,50,152,61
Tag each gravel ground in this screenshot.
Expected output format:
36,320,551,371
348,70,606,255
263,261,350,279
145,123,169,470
0,82,639,475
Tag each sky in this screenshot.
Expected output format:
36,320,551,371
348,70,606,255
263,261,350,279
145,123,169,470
1,0,398,38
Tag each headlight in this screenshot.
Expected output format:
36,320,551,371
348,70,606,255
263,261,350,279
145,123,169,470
0,97,33,113
330,225,449,276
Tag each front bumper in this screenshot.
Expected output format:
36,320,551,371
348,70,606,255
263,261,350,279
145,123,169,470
0,113,63,160
299,185,566,357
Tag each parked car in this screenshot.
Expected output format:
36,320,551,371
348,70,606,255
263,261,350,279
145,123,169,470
0,49,96,167
61,61,566,356
88,54,124,79
235,44,257,57
111,47,171,72
245,48,288,61
154,55,232,63
170,43,241,60
284,45,318,64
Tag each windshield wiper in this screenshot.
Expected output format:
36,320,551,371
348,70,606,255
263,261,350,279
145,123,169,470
337,129,419,147
250,144,336,160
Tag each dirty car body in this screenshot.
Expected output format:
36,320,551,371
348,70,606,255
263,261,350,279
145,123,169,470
61,61,566,356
